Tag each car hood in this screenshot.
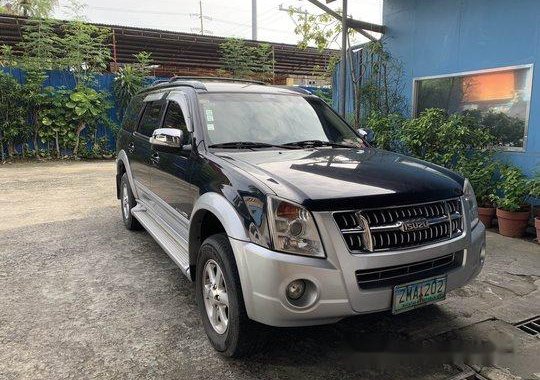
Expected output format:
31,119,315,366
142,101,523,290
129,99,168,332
215,147,464,211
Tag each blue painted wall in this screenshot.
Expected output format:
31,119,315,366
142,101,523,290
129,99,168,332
383,0,540,175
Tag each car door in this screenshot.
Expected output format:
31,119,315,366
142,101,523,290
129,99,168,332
150,92,196,225
132,98,166,193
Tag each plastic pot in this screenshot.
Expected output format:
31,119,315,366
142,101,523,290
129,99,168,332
478,206,496,228
496,208,530,238
535,217,540,242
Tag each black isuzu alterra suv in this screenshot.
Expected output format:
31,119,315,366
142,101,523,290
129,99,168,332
116,77,486,357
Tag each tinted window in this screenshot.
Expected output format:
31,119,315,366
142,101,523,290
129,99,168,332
198,93,362,147
137,102,163,137
163,101,190,144
121,95,144,131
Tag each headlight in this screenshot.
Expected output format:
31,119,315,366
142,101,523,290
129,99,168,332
463,178,479,228
267,196,325,257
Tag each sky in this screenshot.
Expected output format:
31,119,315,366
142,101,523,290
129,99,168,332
53,0,383,48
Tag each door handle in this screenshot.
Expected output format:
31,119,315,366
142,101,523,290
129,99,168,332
127,142,135,153
151,152,160,165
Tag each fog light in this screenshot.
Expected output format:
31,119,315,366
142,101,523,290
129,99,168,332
286,279,306,300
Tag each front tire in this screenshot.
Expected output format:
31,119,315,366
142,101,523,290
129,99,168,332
195,234,263,357
120,173,142,231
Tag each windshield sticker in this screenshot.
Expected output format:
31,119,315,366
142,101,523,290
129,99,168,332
207,123,215,131
205,109,214,122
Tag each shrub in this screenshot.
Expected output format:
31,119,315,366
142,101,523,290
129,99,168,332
366,112,405,151
0,72,29,159
455,152,498,207
492,165,533,212
38,85,112,158
400,108,495,169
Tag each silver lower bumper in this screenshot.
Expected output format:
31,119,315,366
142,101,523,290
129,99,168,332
230,214,486,327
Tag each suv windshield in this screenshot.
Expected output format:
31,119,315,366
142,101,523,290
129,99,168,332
198,93,364,148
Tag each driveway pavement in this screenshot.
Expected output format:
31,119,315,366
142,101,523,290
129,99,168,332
0,161,539,380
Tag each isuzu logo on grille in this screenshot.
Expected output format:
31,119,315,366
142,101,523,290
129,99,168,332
401,218,430,232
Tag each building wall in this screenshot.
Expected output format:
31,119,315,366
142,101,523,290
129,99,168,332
383,0,540,175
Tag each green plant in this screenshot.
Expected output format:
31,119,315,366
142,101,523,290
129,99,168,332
529,172,540,199
492,165,532,212
60,21,111,85
366,112,405,151
219,38,274,81
38,86,112,157
455,152,498,207
400,108,495,169
113,51,152,119
0,0,58,17
0,72,28,160
287,6,349,51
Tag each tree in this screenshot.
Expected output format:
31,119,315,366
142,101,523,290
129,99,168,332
288,7,405,128
0,17,114,158
0,0,58,17
1,18,62,155
219,38,274,81
113,51,152,119
61,21,111,85
288,6,346,51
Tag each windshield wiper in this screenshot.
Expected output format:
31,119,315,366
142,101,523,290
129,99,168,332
208,141,298,150
282,140,357,148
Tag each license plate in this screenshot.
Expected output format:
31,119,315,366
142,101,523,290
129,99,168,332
392,275,447,314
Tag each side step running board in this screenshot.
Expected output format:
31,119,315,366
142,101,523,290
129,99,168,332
131,204,191,280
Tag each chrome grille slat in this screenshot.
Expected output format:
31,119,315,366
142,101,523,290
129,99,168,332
333,198,464,253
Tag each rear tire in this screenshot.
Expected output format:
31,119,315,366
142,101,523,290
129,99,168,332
120,173,142,231
195,233,264,357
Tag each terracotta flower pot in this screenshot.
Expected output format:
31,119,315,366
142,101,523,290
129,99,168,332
478,206,496,228
535,217,540,242
496,208,530,238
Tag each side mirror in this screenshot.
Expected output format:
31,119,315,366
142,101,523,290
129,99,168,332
358,128,375,144
150,128,184,151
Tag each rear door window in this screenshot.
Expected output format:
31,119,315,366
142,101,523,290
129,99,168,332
121,95,144,132
137,102,164,137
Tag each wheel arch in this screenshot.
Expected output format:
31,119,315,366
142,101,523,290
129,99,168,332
116,150,138,199
188,192,250,280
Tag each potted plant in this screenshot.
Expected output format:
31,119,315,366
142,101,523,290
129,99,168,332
529,174,540,241
456,153,498,227
492,165,532,238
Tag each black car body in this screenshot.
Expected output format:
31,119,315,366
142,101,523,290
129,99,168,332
116,78,486,357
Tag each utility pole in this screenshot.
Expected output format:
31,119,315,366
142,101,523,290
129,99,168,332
190,1,213,35
339,0,347,116
252,0,257,40
199,0,204,35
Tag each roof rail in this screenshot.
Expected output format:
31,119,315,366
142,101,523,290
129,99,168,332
150,79,170,86
140,76,268,95
276,86,313,95
170,76,267,86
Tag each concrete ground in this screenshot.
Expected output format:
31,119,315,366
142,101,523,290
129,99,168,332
0,160,539,380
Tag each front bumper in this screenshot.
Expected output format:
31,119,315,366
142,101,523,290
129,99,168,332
230,212,486,327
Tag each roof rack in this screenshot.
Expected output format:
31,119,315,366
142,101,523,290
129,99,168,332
276,86,313,95
150,79,170,86
169,76,267,86
140,76,268,95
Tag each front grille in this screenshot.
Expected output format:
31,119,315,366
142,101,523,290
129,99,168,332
333,198,463,253
355,251,463,289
